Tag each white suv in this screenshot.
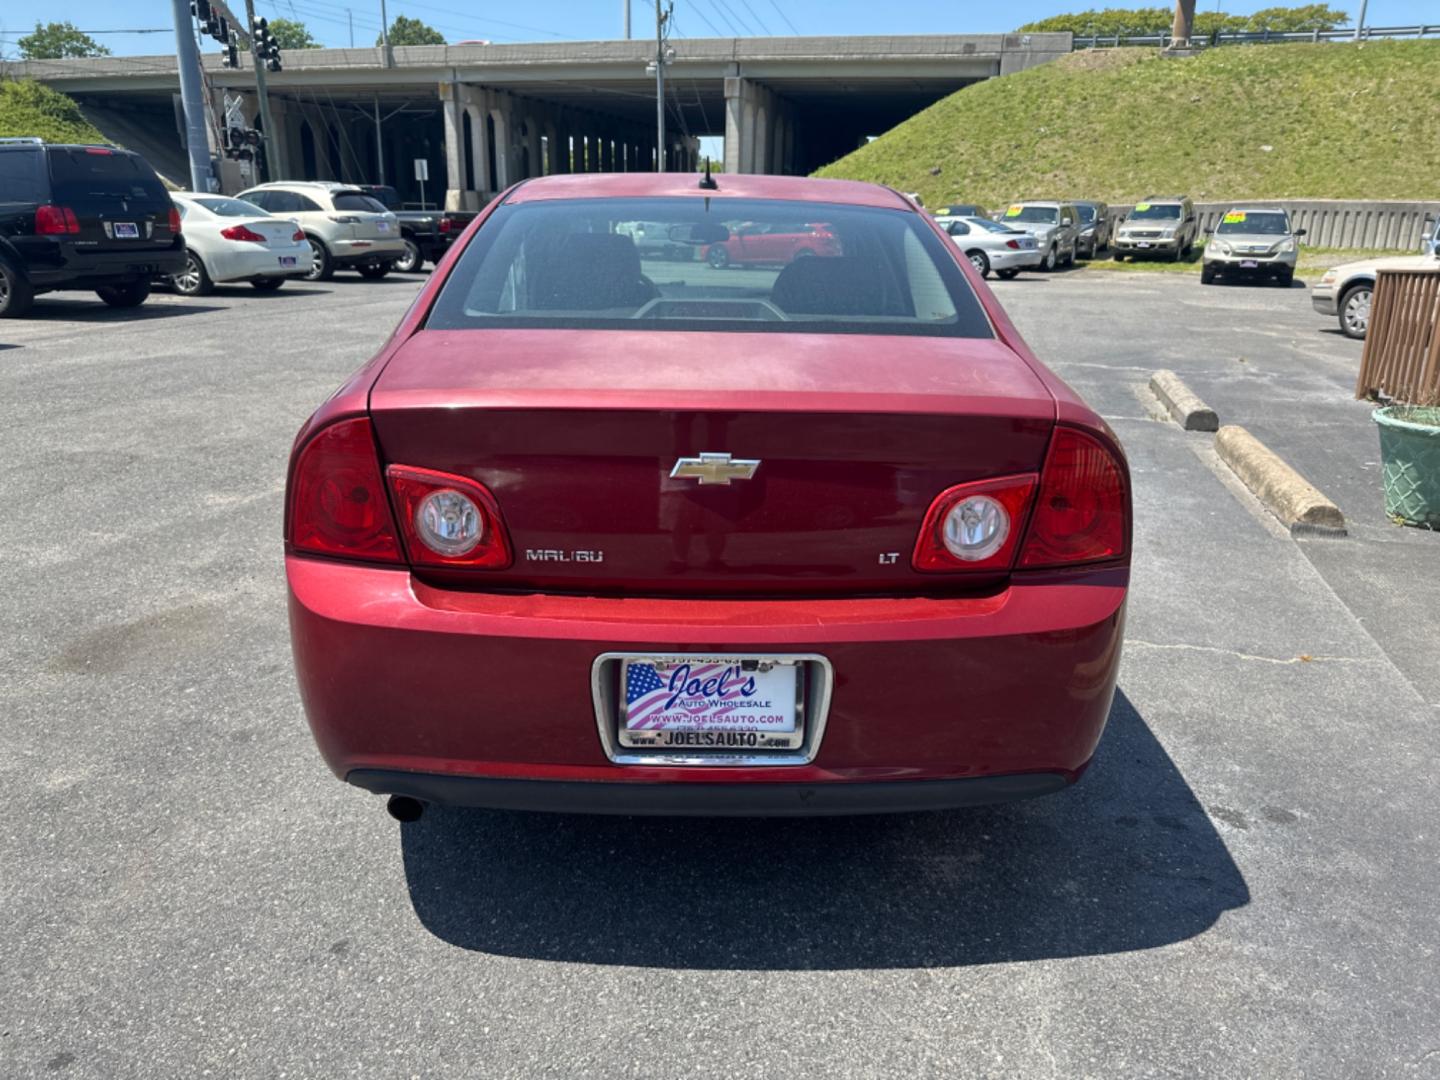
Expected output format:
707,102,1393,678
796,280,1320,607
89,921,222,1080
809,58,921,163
235,182,404,281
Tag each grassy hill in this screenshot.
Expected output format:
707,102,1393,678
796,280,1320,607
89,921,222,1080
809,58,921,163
0,79,108,144
815,41,1440,206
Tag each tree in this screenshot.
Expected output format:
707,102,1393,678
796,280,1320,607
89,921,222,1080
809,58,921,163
378,16,445,46
268,18,321,50
17,21,112,59
0,80,109,143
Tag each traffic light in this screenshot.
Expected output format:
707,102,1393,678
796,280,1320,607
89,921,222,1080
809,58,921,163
251,17,283,72
225,30,239,69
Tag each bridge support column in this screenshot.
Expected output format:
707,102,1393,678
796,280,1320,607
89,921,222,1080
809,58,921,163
441,83,489,209
725,74,791,174
491,99,512,190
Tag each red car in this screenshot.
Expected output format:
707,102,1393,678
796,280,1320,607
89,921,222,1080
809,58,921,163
285,173,1130,819
704,220,840,268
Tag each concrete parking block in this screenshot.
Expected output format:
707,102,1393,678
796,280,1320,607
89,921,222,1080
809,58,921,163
1149,369,1219,431
1215,424,1346,536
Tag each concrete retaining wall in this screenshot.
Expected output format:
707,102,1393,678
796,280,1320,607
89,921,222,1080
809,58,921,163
1107,200,1440,252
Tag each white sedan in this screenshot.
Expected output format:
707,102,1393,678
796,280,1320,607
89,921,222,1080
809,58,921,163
165,193,313,296
942,217,1043,279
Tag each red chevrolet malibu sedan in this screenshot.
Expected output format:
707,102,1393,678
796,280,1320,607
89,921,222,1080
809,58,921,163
285,173,1129,819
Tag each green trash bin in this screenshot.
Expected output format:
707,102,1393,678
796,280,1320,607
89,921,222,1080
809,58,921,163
1373,406,1440,529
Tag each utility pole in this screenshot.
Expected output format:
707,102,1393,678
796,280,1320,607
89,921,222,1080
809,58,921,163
650,0,671,171
171,0,216,191
379,0,392,66
348,9,355,47
243,0,285,179
624,1,631,39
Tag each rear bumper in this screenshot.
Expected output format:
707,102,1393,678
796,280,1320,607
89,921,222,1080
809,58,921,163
207,245,314,282
988,248,1045,270
331,238,407,265
288,556,1126,810
27,244,187,288
349,769,1071,816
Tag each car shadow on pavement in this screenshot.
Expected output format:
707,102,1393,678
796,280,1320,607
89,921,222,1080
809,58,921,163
20,301,227,321
399,689,1248,970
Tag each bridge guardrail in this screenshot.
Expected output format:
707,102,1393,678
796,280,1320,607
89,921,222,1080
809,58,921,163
1074,25,1439,49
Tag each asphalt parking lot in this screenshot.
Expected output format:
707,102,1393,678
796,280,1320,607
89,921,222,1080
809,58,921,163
3,270,1438,1078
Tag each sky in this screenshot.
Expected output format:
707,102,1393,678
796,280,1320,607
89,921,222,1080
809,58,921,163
0,0,1431,58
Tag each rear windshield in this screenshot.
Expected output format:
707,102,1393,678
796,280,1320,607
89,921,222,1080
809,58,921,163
425,197,993,338
1129,203,1182,221
1216,211,1290,235
192,197,268,217
365,186,402,209
0,149,47,203
47,148,167,204
966,217,1017,234
332,192,388,213
1004,206,1058,224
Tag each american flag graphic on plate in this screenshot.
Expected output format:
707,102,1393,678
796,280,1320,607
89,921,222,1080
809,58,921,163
621,658,798,736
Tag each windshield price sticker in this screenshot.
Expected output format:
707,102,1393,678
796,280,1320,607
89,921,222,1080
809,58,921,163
1223,211,1247,223
1134,202,1151,212
1005,204,1023,217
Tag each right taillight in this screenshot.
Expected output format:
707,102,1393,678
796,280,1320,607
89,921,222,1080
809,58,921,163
1018,427,1128,568
288,417,403,563
36,205,80,235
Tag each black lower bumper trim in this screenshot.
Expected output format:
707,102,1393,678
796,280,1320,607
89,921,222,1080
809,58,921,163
346,769,1072,817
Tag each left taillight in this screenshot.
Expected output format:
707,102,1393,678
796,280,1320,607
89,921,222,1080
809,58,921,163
168,206,182,234
220,224,266,243
1018,427,1128,568
386,466,512,569
288,418,403,563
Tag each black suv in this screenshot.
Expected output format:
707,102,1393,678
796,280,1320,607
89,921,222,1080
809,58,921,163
0,139,185,317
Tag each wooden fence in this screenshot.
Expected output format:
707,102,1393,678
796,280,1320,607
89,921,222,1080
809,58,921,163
1356,269,1440,406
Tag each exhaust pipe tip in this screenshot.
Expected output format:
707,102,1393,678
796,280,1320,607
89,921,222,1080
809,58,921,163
386,795,426,823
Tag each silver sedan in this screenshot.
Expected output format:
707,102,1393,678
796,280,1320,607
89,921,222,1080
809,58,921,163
943,217,1044,279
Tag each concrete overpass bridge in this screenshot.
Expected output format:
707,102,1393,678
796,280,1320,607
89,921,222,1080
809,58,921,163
4,34,1070,207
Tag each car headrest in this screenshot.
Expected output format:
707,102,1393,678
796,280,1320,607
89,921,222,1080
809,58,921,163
529,233,651,311
770,256,899,317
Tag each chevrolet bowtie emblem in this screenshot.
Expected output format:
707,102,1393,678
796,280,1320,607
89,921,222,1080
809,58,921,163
669,452,761,485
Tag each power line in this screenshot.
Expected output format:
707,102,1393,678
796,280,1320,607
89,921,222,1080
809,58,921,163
734,0,771,35
697,0,739,35
711,0,755,36
766,0,799,34
681,3,725,37
383,0,572,39
0,28,171,36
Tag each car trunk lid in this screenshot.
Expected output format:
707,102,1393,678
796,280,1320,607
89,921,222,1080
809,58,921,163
369,329,1057,595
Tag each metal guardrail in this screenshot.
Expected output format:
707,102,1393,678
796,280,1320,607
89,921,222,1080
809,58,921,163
1074,25,1439,49
1357,270,1440,407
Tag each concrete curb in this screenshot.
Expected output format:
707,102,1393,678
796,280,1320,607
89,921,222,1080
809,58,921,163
1214,425,1346,536
1150,370,1219,431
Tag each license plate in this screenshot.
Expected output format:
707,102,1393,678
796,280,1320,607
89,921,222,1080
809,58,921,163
113,222,139,239
279,255,297,267
376,221,390,232
1137,242,1152,249
1239,259,1258,269
617,656,803,750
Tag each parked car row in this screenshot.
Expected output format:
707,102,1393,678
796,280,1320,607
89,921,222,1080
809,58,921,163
0,139,472,317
